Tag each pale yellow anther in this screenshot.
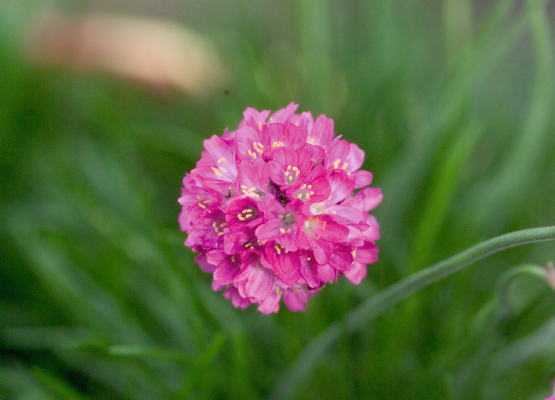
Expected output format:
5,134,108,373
323,221,327,229
218,232,224,236
275,245,281,254
310,191,314,195
203,200,212,204
245,243,252,248
280,228,285,233
237,214,245,220
211,167,223,178
197,195,204,200
231,256,235,262
213,222,217,228
257,142,264,148
301,183,307,189
217,158,228,163
241,185,247,189
245,214,252,218
333,159,341,169
219,167,228,174
258,121,262,130
342,163,348,170
198,203,206,209
286,229,291,233
308,185,312,188
332,211,336,214
289,176,293,182
307,257,311,261
297,193,302,199
328,195,332,200
307,137,315,144
220,223,227,227
269,116,274,123
287,165,292,170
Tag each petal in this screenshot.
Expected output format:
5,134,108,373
358,187,383,211
352,170,373,189
270,102,298,123
214,256,241,285
245,268,275,301
283,289,308,312
308,235,332,264
329,244,354,271
300,256,320,289
195,253,217,273
329,170,355,204
317,263,337,283
255,218,283,243
345,143,365,172
309,114,334,148
257,290,281,314
343,262,367,285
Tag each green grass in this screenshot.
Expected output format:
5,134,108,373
2,0,555,399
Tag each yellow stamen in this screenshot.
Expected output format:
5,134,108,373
211,167,223,178
198,203,206,209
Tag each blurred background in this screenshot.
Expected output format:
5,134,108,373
2,0,555,399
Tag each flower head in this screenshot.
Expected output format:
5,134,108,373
179,103,382,313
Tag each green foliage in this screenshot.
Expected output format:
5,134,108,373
1,0,555,399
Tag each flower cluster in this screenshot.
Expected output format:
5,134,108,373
178,103,382,314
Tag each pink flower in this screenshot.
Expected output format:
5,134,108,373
178,103,382,313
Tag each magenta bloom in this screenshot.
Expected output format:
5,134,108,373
178,103,382,314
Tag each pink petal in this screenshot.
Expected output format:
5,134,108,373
270,102,299,123
214,256,241,285
257,290,281,314
329,244,354,271
310,114,334,148
195,253,217,273
283,289,308,312
358,187,383,211
352,170,373,189
317,263,337,283
245,268,275,301
300,256,320,289
343,262,367,285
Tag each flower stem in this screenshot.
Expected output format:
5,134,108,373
272,226,555,400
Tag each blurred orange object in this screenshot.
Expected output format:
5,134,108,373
27,13,226,96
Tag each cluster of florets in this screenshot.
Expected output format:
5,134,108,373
178,103,382,314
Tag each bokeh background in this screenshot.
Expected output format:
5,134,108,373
2,0,555,399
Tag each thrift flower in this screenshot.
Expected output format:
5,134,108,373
179,103,382,313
